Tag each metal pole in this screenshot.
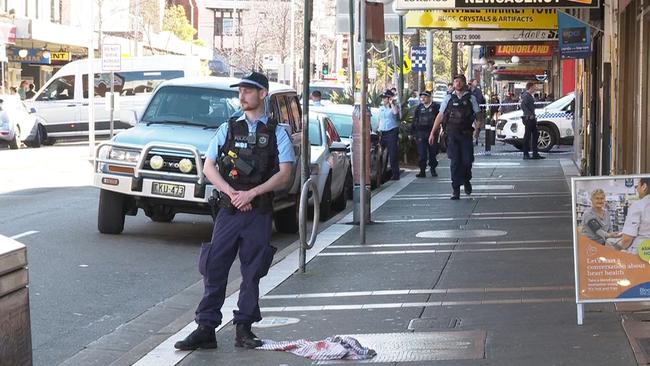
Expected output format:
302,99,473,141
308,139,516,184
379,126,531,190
299,0,313,273
426,30,433,89
398,14,404,97
88,1,95,158
359,0,368,244
290,0,295,88
348,0,355,90
450,39,458,80
109,71,114,138
467,45,473,80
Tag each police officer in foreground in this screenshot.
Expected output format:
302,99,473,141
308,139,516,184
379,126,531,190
174,72,295,351
520,81,545,160
411,90,440,178
429,74,481,200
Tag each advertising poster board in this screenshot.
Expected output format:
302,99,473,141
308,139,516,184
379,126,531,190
405,9,558,30
572,175,650,324
558,11,592,59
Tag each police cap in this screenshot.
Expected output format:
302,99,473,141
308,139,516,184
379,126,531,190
419,91,432,97
230,71,269,90
380,89,395,98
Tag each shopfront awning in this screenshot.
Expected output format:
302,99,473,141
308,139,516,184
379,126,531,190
0,23,16,44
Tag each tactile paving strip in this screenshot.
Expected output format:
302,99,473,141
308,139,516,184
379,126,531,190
316,330,486,364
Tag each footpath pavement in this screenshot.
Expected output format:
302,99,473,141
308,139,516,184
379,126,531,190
78,146,642,366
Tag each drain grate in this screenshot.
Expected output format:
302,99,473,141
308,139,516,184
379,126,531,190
317,330,486,364
408,317,462,330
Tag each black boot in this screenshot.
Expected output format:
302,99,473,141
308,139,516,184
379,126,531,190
430,168,438,177
416,168,426,178
451,187,460,200
174,325,217,350
235,323,263,348
464,181,472,195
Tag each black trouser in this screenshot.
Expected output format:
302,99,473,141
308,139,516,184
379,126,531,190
522,117,539,156
415,133,438,171
446,130,474,190
380,128,400,179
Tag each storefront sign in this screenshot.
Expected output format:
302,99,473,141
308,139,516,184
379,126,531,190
50,52,70,62
395,0,598,10
452,30,558,42
8,48,50,64
558,11,591,59
405,9,558,30
493,44,555,57
572,175,650,324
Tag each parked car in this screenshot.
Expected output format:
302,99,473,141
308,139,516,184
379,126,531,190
311,104,387,188
308,112,352,220
0,95,47,149
496,92,575,152
309,82,347,103
27,55,202,144
93,77,303,234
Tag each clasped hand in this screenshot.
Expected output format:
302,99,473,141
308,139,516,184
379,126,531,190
228,189,256,212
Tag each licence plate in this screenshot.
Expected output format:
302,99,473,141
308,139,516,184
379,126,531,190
151,182,185,198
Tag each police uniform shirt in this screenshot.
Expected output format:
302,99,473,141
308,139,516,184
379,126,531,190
412,102,438,134
378,105,399,131
438,91,480,115
206,114,295,163
622,195,650,253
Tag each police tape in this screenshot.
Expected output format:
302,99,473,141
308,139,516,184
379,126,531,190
478,102,551,108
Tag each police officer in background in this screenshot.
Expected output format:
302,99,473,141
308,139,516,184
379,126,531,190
520,81,545,160
429,74,481,200
411,90,440,178
378,89,401,180
174,72,295,351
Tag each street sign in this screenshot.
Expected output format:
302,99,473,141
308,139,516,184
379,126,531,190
406,9,558,30
402,54,411,74
102,44,121,72
410,46,427,72
395,0,599,10
452,30,558,43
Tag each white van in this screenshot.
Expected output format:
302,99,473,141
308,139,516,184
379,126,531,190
26,55,202,143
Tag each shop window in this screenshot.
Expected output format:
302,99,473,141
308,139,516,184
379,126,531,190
214,10,241,36
50,0,60,23
35,75,74,101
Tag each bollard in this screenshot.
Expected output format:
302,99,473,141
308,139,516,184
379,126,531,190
0,235,32,366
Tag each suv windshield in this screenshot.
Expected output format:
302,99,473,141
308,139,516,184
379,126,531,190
141,86,240,128
544,93,574,110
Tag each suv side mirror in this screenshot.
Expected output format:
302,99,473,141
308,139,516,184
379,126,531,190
119,109,139,126
330,141,349,153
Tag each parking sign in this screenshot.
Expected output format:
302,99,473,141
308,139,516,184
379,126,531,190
102,44,121,72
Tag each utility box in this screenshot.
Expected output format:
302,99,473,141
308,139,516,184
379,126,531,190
0,236,32,366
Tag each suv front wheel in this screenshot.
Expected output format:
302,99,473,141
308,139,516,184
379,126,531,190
98,189,126,234
537,125,557,152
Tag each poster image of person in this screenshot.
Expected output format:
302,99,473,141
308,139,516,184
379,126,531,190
573,175,650,303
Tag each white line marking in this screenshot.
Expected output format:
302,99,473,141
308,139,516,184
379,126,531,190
260,298,568,312
133,174,416,366
318,247,572,256
471,211,567,216
392,194,568,201
373,215,571,223
329,239,572,249
9,231,39,240
395,192,568,197
262,285,574,299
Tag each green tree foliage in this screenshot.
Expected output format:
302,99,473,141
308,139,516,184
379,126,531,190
163,5,196,41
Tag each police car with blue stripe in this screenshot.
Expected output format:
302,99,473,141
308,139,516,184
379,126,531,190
496,92,575,152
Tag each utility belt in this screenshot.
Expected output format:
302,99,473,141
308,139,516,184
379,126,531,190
446,126,474,136
522,115,537,122
210,190,273,215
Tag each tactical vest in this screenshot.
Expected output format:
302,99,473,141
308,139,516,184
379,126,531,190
444,93,475,133
219,117,279,211
414,103,437,133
